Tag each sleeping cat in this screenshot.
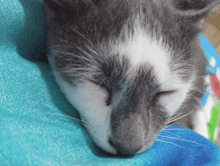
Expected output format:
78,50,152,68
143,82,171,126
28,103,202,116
43,0,219,155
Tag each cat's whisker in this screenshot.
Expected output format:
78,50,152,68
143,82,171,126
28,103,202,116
192,88,205,95
156,139,188,150
47,112,93,127
163,128,188,131
162,124,173,129
158,135,210,149
167,113,181,124
167,108,195,124
187,94,204,106
48,113,100,132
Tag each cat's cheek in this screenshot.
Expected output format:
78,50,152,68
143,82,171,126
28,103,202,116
158,87,190,115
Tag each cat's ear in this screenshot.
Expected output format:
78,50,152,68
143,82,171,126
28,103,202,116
167,0,219,17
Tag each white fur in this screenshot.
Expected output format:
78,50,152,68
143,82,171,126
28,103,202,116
49,56,117,154
191,80,212,139
158,86,192,115
193,109,209,139
204,95,214,125
111,26,171,85
110,24,192,116
123,32,170,85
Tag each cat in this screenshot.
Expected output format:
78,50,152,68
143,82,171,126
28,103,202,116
43,0,219,155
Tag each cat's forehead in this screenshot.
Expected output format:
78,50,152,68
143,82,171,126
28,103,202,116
47,0,215,87
104,20,192,92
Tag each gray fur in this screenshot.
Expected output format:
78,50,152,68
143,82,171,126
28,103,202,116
44,0,219,155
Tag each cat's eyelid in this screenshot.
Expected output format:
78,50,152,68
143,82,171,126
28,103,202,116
159,90,177,95
155,90,177,99
89,79,112,106
89,79,104,87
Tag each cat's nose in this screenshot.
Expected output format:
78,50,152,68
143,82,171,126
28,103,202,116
109,138,142,155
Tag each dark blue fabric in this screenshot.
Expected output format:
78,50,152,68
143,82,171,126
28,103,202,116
1,0,220,165
145,126,220,166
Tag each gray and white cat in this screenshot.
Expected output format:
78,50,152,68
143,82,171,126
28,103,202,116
43,0,219,155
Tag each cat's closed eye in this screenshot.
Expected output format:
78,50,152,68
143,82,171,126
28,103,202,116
154,90,177,100
90,80,112,106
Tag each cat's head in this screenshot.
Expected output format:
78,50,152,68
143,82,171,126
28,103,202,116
44,0,219,155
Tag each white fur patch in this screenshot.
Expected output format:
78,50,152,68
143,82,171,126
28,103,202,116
49,56,117,154
111,26,192,116
193,108,209,139
112,28,171,85
158,87,191,115
204,95,214,124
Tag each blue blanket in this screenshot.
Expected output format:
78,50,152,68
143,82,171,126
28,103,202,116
1,0,220,165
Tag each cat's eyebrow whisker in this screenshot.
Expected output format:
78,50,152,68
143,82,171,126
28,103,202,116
85,43,100,57
76,46,97,60
72,28,94,47
158,135,210,149
59,50,93,63
58,67,89,76
156,139,188,150
167,108,195,124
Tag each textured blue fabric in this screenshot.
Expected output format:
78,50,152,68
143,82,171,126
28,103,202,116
1,0,220,165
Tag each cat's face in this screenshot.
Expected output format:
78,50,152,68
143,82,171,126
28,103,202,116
44,0,218,155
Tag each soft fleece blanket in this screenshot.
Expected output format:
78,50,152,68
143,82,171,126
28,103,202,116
1,0,220,165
